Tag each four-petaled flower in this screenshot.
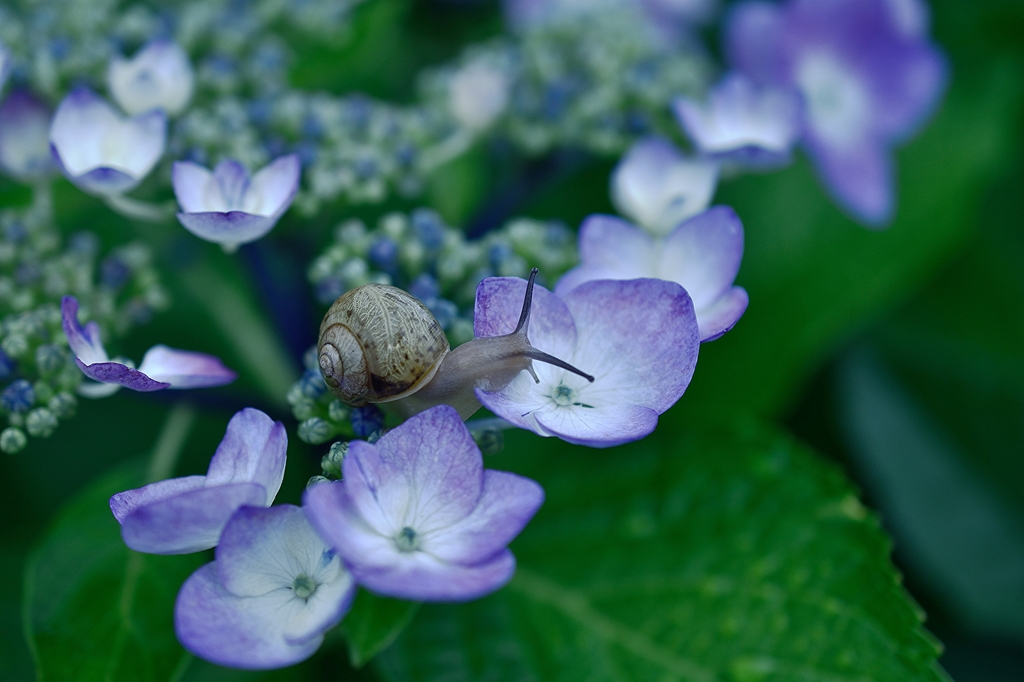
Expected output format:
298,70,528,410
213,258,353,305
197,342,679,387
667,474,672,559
726,0,946,225
110,408,287,554
175,505,355,669
304,405,544,601
556,207,748,342
49,87,166,197
107,39,195,116
172,155,301,252
474,277,700,447
62,295,236,396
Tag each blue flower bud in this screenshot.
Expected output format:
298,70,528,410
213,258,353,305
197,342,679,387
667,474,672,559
350,405,384,439
299,369,326,399
411,209,445,249
101,256,132,289
2,379,35,413
428,298,458,330
368,237,399,270
408,273,440,303
0,349,15,380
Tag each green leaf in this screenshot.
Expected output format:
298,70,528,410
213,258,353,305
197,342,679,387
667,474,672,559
341,590,421,667
23,460,203,682
375,422,947,682
837,350,1024,644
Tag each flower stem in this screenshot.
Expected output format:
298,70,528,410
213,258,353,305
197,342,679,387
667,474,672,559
105,195,176,223
145,402,197,484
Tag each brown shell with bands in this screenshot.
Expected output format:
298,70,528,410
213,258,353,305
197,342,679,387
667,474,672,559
317,284,450,406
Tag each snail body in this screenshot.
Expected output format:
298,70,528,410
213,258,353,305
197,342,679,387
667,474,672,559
317,269,593,420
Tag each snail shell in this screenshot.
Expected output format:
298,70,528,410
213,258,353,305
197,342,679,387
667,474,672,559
318,284,450,406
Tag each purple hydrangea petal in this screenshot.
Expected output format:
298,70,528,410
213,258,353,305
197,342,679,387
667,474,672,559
176,211,276,247
244,153,300,217
562,278,699,413
725,1,787,85
205,408,287,504
474,277,578,362
473,381,556,435
171,161,214,212
175,564,325,670
554,215,656,296
212,159,251,210
118,482,267,554
109,475,206,523
535,403,661,448
61,296,108,365
696,286,750,343
108,39,194,116
0,90,54,180
75,359,171,391
804,134,894,225
611,137,719,236
424,470,544,564
659,206,744,310
215,506,355,643
342,406,484,534
136,344,237,389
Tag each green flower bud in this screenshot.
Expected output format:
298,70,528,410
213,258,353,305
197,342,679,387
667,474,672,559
26,408,58,438
48,392,77,418
327,400,349,423
0,427,27,454
298,417,333,444
306,475,330,489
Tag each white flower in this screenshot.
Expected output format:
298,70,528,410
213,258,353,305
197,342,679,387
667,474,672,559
107,40,195,116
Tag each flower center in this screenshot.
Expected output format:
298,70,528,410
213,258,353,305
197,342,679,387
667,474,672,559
394,526,420,553
291,574,317,600
551,384,593,408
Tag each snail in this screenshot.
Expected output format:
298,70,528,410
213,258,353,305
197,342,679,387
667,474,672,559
318,268,594,420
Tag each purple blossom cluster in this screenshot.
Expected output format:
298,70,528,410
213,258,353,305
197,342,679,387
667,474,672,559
111,405,543,669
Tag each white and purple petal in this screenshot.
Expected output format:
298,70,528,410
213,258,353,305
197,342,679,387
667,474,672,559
0,90,54,181
108,39,194,116
61,296,108,365
49,87,166,196
136,345,237,389
658,206,744,311
673,74,799,168
555,215,657,296
176,506,354,670
474,276,578,362
611,137,719,237
205,408,287,503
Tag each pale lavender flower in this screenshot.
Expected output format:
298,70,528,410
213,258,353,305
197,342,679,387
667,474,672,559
110,408,287,554
673,73,800,169
175,505,355,670
172,155,300,252
304,405,544,601
475,277,699,446
62,295,235,395
108,39,195,116
49,87,166,197
449,61,510,131
726,0,947,225
0,90,54,181
556,207,748,342
611,137,719,237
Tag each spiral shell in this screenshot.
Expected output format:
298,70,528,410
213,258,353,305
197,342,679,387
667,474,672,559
317,284,450,406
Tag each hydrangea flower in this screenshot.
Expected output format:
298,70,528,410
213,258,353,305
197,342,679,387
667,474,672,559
556,207,748,342
673,73,800,169
449,61,510,131
611,137,719,237
110,408,287,554
176,505,355,670
172,155,301,252
0,90,54,181
726,0,947,224
49,87,166,197
475,277,699,446
304,405,544,601
62,295,235,395
107,39,195,116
